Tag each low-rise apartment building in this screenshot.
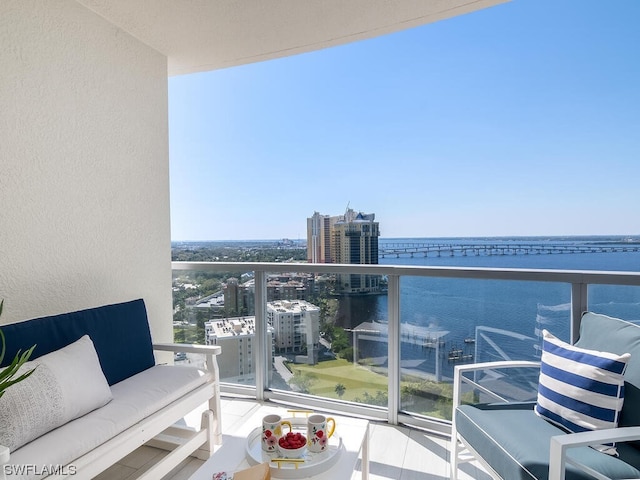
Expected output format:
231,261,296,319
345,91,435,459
267,300,320,365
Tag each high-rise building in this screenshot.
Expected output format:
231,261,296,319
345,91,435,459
266,273,315,301
307,207,380,294
225,273,315,305
307,211,334,263
223,277,254,317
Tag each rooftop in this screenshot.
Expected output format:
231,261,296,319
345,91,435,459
207,318,257,338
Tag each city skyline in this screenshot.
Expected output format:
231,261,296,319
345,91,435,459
169,0,640,241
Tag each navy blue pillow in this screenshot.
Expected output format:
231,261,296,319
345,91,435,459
0,299,155,385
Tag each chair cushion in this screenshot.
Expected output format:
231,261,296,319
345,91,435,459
534,329,629,454
0,335,112,452
456,403,640,480
8,364,210,480
574,313,640,431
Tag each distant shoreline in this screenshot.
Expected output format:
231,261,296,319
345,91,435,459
172,234,640,246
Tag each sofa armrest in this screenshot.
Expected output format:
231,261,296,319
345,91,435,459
453,360,540,408
153,343,221,388
549,427,640,480
153,343,222,446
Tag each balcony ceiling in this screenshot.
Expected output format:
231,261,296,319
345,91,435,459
76,0,508,76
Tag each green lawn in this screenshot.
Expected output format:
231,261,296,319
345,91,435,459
288,358,388,401
288,358,455,419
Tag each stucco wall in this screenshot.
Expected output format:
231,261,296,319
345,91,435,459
0,0,172,343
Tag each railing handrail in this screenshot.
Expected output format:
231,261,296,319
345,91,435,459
172,261,640,286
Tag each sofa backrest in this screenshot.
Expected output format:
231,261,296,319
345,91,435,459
0,299,155,386
575,312,640,429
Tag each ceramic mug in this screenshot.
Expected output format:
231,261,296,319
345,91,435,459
262,414,292,452
307,414,336,453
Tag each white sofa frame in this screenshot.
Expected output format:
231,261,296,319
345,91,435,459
0,342,221,480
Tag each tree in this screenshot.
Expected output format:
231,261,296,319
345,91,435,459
335,383,346,398
355,390,388,407
331,327,349,353
318,297,338,325
340,346,354,362
196,310,208,343
174,326,186,343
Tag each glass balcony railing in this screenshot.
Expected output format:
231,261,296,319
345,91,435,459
172,261,640,435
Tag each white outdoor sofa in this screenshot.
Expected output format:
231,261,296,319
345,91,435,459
0,299,221,480
451,312,640,480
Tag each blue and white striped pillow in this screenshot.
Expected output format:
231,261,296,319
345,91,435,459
535,329,630,455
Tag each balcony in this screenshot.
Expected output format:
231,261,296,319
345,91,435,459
161,261,640,477
105,396,489,479
4,2,638,477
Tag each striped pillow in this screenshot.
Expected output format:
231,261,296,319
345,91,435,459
535,329,630,455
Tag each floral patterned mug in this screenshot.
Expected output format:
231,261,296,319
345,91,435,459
262,414,292,452
307,414,336,453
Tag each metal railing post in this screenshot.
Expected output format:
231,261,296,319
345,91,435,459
254,269,267,401
571,281,588,344
388,274,400,425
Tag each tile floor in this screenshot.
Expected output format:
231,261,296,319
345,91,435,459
97,397,491,480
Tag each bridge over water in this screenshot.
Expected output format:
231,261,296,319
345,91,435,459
379,242,640,258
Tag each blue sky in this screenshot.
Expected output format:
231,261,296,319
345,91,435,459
169,0,639,241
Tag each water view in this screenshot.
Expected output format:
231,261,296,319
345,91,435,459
338,238,640,394
173,236,640,421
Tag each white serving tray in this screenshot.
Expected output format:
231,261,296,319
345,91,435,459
245,416,343,478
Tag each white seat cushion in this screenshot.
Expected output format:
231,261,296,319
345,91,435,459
8,365,210,479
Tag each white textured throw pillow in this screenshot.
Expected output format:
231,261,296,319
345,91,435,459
535,329,630,455
0,335,113,452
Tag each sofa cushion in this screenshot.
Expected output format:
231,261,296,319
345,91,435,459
0,335,112,452
456,402,640,480
8,364,210,480
0,299,155,385
534,329,629,454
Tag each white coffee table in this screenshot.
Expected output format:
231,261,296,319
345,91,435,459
189,405,369,480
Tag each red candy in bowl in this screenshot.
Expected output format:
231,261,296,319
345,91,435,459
277,432,307,458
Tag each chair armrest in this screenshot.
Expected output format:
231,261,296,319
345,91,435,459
455,360,541,375
153,343,221,355
453,360,540,407
549,427,640,480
